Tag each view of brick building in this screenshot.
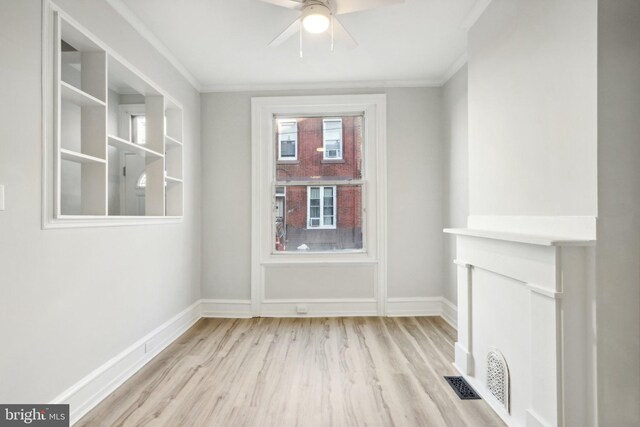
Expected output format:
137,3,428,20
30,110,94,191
275,116,363,251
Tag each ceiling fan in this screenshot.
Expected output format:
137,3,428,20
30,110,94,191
259,0,404,51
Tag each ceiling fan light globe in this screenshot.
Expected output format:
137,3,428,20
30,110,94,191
301,4,330,33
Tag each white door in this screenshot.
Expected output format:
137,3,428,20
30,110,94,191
123,153,146,215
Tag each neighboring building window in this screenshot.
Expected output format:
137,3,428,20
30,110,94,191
278,119,298,160
307,186,336,229
322,118,342,160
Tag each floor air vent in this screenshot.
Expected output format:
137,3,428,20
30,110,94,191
444,376,481,400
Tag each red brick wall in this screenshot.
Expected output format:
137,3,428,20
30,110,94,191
276,116,363,230
276,116,362,180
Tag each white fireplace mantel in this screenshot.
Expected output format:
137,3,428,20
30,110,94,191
444,228,595,427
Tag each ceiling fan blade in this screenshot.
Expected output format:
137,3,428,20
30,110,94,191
269,18,302,46
332,17,358,49
258,0,304,10
334,0,404,15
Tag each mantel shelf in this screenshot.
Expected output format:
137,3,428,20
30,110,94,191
108,135,163,158
443,228,595,247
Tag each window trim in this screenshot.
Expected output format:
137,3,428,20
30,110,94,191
306,186,337,230
251,94,388,316
322,118,343,160
277,119,298,161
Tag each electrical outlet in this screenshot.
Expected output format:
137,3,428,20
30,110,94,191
296,304,308,314
0,185,4,211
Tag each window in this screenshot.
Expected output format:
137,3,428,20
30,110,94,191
272,115,362,252
136,172,147,189
131,115,146,145
278,119,298,160
322,118,342,160
307,186,336,229
252,94,387,315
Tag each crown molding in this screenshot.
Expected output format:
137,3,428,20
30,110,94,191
440,53,468,85
460,0,493,30
105,0,202,91
200,78,445,93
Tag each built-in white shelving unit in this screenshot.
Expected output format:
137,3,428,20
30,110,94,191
52,10,184,223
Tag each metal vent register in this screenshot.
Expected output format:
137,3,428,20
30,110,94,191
444,376,481,400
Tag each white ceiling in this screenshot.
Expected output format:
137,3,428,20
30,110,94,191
109,0,482,91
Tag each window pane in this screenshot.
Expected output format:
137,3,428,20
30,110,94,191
274,185,362,252
277,120,297,159
275,115,362,181
281,140,295,157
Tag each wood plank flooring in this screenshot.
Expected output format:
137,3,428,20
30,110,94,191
77,317,504,427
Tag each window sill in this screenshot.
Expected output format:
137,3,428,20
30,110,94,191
277,160,300,165
321,159,345,164
43,215,183,229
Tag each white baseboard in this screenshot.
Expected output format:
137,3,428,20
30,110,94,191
51,300,202,425
441,298,457,328
386,297,443,316
386,297,458,325
259,298,378,317
55,296,457,425
201,299,252,318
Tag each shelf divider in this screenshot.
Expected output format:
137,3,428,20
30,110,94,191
60,148,106,164
108,135,163,158
165,135,183,149
60,81,106,107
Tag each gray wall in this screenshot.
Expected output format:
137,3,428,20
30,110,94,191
0,0,201,403
468,0,597,217
201,87,444,300
442,65,468,305
596,1,640,424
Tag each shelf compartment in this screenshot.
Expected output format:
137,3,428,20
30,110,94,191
60,148,106,164
165,179,183,216
60,154,107,216
165,145,182,179
108,54,161,97
165,135,183,149
60,81,106,107
108,134,163,158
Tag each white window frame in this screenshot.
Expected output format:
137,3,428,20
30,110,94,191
322,118,343,160
277,119,298,160
251,94,388,317
307,186,337,229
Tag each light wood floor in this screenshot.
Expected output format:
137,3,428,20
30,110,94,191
78,317,504,427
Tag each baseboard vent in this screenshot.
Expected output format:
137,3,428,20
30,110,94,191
444,376,481,400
